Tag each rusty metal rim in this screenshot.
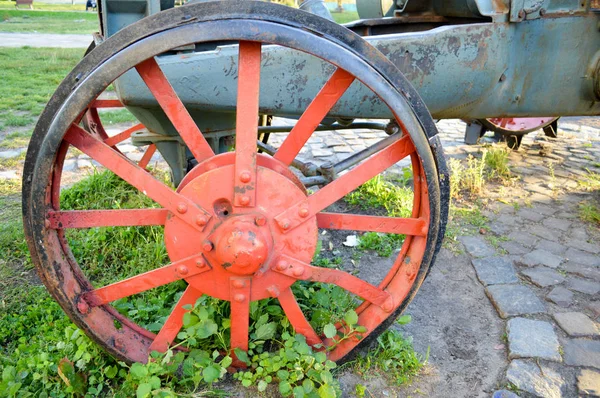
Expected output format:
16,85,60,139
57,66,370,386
23,3,442,364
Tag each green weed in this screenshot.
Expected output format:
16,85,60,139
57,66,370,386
484,145,511,180
579,201,600,225
578,169,600,191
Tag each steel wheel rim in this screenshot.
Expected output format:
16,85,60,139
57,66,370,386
24,5,440,364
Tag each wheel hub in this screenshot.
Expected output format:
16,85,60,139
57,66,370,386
163,153,319,301
209,215,271,275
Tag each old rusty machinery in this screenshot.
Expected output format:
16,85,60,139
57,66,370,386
23,2,447,364
465,117,560,149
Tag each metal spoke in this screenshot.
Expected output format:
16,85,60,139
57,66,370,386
104,123,145,147
149,286,202,353
274,135,415,232
274,69,355,166
47,208,168,229
277,288,322,346
64,124,212,232
138,144,157,169
230,278,251,366
273,255,394,312
81,255,209,307
136,57,215,162
234,41,262,208
91,99,123,108
316,213,427,236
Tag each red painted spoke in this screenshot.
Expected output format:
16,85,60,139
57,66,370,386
81,255,208,307
91,99,123,108
234,41,262,208
135,58,214,161
149,286,202,353
138,144,157,169
64,124,211,232
274,255,393,312
274,69,355,166
47,208,168,229
316,213,427,236
230,278,251,365
104,123,145,147
274,135,414,232
277,288,322,346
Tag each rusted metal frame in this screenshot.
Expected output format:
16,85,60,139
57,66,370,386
274,68,356,166
81,254,209,307
277,287,323,346
316,212,427,236
149,286,202,353
135,57,215,162
91,99,123,108
274,135,415,232
256,140,318,176
274,255,394,312
138,144,157,169
47,208,168,229
104,123,145,146
230,278,251,365
64,124,212,232
256,122,387,134
233,41,262,208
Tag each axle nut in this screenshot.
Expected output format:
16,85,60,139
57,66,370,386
203,241,214,252
255,216,267,226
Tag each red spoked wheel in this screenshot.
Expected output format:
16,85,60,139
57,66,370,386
23,2,445,365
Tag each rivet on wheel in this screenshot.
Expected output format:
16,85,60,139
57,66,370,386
240,196,250,206
195,215,208,226
77,300,89,314
239,171,251,183
255,216,266,226
382,297,394,313
177,265,189,276
292,267,304,277
276,260,288,271
177,203,188,214
278,219,290,230
234,294,245,303
298,208,309,218
195,258,205,268
232,280,245,288
203,241,213,252
267,286,280,297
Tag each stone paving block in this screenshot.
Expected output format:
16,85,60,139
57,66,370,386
485,284,546,318
568,278,600,295
517,208,545,222
535,239,567,256
554,312,600,337
499,241,529,256
507,231,539,248
458,236,496,258
506,359,565,398
521,267,565,288
587,301,600,319
578,369,600,396
471,257,519,286
563,339,600,369
546,287,574,308
528,224,560,242
542,217,571,232
562,262,600,282
565,248,600,267
518,249,563,268
507,318,561,361
0,170,19,179
564,238,600,254
0,148,25,159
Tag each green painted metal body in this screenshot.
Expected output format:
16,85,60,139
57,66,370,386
95,0,600,177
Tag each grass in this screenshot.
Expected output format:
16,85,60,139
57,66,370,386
579,200,600,225
0,9,98,34
0,47,84,134
0,1,86,11
578,169,600,191
0,130,30,149
331,11,360,24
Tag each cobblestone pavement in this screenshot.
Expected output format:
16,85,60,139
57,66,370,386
2,117,599,397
